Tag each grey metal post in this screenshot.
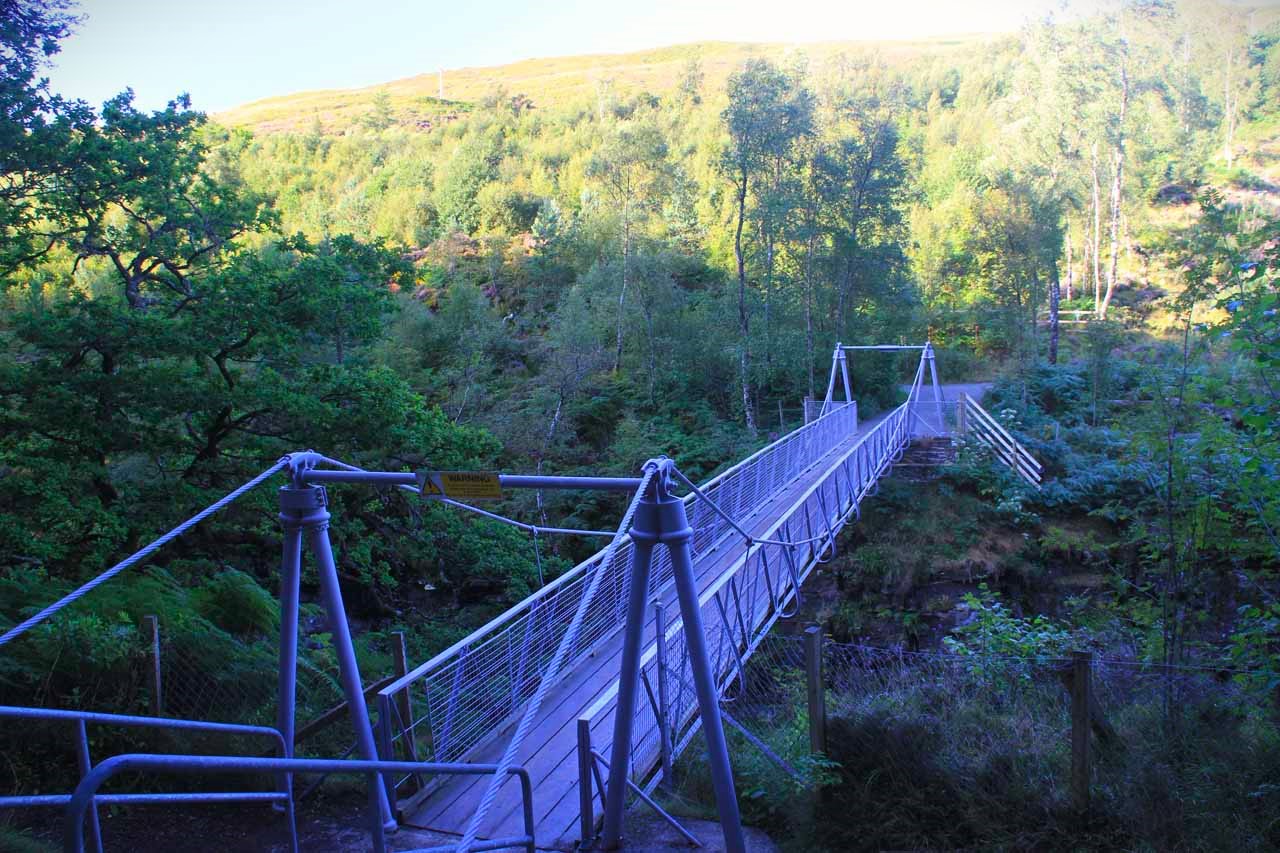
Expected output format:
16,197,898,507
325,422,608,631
276,503,304,807
280,482,393,829
665,489,746,853
653,598,673,789
925,342,945,433
821,343,842,414
603,462,746,853
602,512,657,847
839,347,853,404
306,502,395,829
74,718,102,853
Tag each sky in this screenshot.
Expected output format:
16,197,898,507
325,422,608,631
48,0,1067,113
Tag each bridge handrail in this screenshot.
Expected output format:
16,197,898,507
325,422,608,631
960,394,1042,487
581,399,910,722
381,401,857,699
63,753,535,853
377,402,860,769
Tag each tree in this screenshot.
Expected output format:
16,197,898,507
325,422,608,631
436,133,499,233
720,58,813,434
815,73,906,342
60,92,272,310
678,56,704,105
586,121,668,373
0,0,91,273
364,90,395,131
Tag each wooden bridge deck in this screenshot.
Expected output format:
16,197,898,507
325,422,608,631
400,412,891,850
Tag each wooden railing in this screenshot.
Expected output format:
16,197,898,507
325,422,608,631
959,394,1042,488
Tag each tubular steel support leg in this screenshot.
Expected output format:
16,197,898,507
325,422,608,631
74,719,102,853
662,488,746,853
602,523,657,848
926,342,945,433
603,463,745,852
276,512,303,809
821,342,841,415
653,599,673,790
839,348,853,404
282,483,394,830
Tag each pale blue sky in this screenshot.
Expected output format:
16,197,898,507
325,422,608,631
50,0,1066,113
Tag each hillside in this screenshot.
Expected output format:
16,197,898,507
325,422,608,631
216,36,995,133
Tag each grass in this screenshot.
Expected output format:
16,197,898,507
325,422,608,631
0,826,56,853
216,37,1000,134
672,644,1280,852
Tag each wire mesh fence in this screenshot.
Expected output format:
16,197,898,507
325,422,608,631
0,608,405,801
158,627,345,729
715,631,1280,850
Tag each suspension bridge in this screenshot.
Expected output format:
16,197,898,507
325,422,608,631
0,343,1037,853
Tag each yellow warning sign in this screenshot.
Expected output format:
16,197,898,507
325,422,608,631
416,471,504,500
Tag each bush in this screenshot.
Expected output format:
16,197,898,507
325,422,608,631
193,569,279,638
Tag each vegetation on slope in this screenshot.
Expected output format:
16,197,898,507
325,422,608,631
1,0,1279,847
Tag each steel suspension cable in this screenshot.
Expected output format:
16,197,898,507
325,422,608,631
0,459,290,647
670,465,863,550
456,463,657,852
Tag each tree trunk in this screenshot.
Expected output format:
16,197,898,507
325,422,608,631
1065,230,1074,302
1091,142,1102,317
803,230,817,399
1100,51,1128,319
836,256,855,340
733,169,757,435
1223,45,1235,169
762,228,774,371
613,205,630,373
1049,258,1061,365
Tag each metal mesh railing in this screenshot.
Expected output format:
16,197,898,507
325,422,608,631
379,402,864,769
908,398,960,437
583,401,915,794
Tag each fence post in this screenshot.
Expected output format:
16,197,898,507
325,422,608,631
1070,650,1092,820
391,632,415,756
804,625,826,755
144,615,162,717
803,396,814,424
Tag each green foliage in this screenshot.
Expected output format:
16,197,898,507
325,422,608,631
942,584,1076,663
435,133,499,233
1229,603,1280,696
192,570,279,638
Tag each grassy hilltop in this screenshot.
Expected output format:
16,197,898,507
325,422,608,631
216,36,993,133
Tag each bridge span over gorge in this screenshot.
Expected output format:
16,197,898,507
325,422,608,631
0,343,1034,853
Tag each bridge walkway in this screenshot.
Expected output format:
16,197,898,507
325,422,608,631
403,406,901,849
